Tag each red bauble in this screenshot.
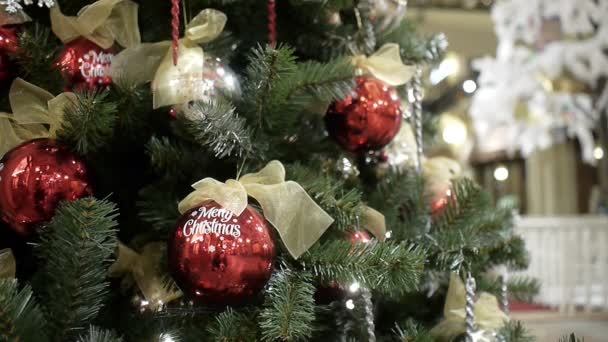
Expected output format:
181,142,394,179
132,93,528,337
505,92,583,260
168,201,276,305
347,230,372,244
55,38,115,91
325,77,402,152
0,27,19,88
0,139,93,236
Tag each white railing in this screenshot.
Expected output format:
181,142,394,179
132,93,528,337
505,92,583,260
513,215,608,315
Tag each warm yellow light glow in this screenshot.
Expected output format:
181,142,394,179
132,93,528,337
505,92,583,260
462,79,477,93
594,146,604,160
441,114,468,145
494,166,509,182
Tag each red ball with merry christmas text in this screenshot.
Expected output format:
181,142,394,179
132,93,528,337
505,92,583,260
55,38,115,91
168,201,276,305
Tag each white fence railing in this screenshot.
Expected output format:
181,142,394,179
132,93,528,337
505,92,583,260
513,215,608,315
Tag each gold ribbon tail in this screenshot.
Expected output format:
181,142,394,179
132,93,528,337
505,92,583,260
352,43,415,86
0,249,16,279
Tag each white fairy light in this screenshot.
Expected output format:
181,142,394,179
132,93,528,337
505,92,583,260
345,299,355,310
593,146,604,160
493,166,509,182
349,282,360,293
462,79,477,93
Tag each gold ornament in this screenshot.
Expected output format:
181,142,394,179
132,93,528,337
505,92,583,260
178,160,334,259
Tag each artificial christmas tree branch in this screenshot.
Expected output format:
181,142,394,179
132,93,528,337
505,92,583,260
0,279,49,342
206,307,259,341
77,326,122,342
33,198,119,341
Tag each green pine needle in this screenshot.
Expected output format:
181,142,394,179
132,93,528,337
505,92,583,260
33,198,119,341
77,326,122,342
259,269,316,341
0,279,49,342
206,308,259,341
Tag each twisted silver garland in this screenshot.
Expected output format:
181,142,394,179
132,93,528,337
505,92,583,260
500,274,509,315
465,273,477,342
357,0,376,54
412,66,424,174
361,288,376,342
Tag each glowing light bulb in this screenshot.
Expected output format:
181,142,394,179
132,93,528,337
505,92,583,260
345,299,355,310
462,79,477,93
493,166,509,182
593,146,604,160
441,115,468,145
349,282,360,293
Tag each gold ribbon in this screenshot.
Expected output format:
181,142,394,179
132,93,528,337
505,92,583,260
352,43,415,86
0,78,76,156
110,9,227,109
362,206,386,242
423,157,462,201
179,160,335,259
431,273,509,341
109,242,182,310
50,0,141,49
0,5,30,26
0,249,16,279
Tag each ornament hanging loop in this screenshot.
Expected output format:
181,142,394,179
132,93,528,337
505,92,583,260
171,0,180,65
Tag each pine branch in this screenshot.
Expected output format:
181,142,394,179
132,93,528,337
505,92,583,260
137,181,182,236
145,136,201,179
301,240,425,295
499,321,535,342
77,326,122,342
206,308,259,342
259,269,316,342
33,198,119,341
558,334,584,342
368,169,428,241
477,276,540,303
0,279,49,342
393,320,433,342
288,163,365,231
13,24,63,94
242,45,297,130
178,100,254,159
57,91,118,155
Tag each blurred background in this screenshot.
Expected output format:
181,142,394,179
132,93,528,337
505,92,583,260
405,0,608,340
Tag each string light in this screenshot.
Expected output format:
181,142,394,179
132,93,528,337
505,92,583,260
349,282,360,293
594,146,604,160
493,165,509,182
345,299,355,310
462,79,477,93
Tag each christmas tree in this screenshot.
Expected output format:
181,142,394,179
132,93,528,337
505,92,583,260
0,1,538,341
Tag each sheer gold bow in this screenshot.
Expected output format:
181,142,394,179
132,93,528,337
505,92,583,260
362,206,386,241
50,0,141,49
0,249,16,279
431,273,509,341
0,5,30,26
179,160,334,259
109,242,182,310
110,9,227,109
0,78,76,156
352,43,415,86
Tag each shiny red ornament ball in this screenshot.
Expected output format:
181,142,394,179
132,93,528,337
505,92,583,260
0,139,93,236
347,230,372,245
0,27,19,88
325,77,402,152
55,38,115,91
168,201,276,305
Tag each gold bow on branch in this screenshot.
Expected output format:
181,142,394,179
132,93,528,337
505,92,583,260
179,160,335,259
109,242,182,310
431,273,509,341
0,249,16,279
0,78,76,156
352,43,415,86
110,9,227,109
362,206,386,242
50,0,141,49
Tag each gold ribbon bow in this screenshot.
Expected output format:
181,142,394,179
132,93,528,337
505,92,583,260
110,9,227,109
362,206,386,242
0,78,76,156
109,242,182,310
179,160,335,259
50,0,141,49
0,249,16,279
0,5,30,26
431,273,509,341
352,43,414,86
